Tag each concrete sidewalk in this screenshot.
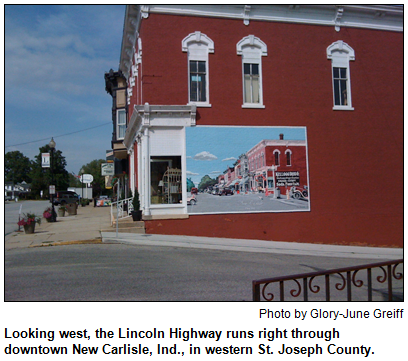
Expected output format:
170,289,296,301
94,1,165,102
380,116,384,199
5,204,403,260
101,232,403,260
5,205,112,250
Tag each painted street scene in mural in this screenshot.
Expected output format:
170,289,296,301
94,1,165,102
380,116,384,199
185,126,310,214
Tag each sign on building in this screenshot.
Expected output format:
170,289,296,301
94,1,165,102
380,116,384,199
101,162,114,176
42,153,50,168
275,171,300,187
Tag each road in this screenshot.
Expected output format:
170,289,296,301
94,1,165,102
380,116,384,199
5,243,400,301
187,192,309,214
4,200,51,236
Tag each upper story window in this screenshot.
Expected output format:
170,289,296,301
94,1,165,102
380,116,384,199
274,150,280,166
182,31,214,107
285,149,292,166
237,35,267,108
117,109,126,140
327,41,355,110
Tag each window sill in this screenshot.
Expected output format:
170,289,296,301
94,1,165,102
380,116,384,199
188,102,212,108
333,106,354,111
242,104,265,109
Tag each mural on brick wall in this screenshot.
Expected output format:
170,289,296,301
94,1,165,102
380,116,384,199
186,126,310,214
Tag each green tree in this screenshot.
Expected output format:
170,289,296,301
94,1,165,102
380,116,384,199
30,144,69,198
5,151,33,183
77,159,107,197
198,175,217,190
68,173,81,187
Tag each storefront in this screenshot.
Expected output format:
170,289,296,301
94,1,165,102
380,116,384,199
123,103,196,218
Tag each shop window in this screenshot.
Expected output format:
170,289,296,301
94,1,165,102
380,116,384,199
150,156,182,204
327,40,355,110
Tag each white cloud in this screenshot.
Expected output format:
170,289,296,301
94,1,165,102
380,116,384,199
222,157,237,162
186,171,199,176
193,151,218,161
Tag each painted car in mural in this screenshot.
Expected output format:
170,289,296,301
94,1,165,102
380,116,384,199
185,126,310,215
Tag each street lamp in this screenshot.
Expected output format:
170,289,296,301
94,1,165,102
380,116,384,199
49,137,57,222
80,168,84,206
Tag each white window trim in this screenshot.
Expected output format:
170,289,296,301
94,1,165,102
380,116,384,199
116,109,126,140
327,40,355,111
182,31,214,107
237,35,267,108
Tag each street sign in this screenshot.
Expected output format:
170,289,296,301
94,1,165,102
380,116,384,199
42,153,50,168
80,174,94,184
101,162,114,176
49,185,56,195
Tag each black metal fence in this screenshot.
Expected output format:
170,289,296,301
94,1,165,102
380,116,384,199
253,259,403,301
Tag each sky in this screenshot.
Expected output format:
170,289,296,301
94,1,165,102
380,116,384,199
4,5,126,175
186,126,307,187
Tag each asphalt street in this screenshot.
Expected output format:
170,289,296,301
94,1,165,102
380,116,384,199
4,243,401,301
187,192,309,214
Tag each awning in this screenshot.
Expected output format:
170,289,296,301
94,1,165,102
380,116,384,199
239,176,249,185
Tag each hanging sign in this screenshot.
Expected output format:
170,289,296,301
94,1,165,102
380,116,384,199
42,153,50,168
101,163,114,176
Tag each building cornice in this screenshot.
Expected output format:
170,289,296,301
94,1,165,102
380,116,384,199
123,103,197,151
120,5,402,79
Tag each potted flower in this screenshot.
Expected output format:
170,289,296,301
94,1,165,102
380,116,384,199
131,188,142,221
43,207,56,222
43,207,53,222
58,205,67,217
18,213,41,234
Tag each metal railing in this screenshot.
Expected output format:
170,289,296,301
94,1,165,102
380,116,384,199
110,197,134,225
253,259,403,301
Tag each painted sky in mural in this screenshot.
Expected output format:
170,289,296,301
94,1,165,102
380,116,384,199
186,126,307,187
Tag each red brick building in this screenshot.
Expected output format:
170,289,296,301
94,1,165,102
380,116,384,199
114,5,402,247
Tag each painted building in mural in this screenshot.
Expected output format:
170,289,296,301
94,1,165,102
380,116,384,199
110,5,402,247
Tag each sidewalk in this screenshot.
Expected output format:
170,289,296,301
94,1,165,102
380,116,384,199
101,232,403,260
5,205,403,260
5,205,112,250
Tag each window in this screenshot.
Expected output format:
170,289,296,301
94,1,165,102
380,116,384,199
116,109,126,140
332,67,348,106
285,150,292,166
237,35,267,108
244,63,259,104
190,60,206,102
182,32,214,106
274,150,280,166
327,41,355,110
150,156,182,205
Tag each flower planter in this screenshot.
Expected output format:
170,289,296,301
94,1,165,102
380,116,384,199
57,209,66,217
131,210,142,221
23,223,35,234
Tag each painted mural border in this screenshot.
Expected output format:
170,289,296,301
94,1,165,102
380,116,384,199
186,125,311,216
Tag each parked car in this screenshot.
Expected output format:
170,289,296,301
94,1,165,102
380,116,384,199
53,191,79,205
219,188,234,196
291,186,308,200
